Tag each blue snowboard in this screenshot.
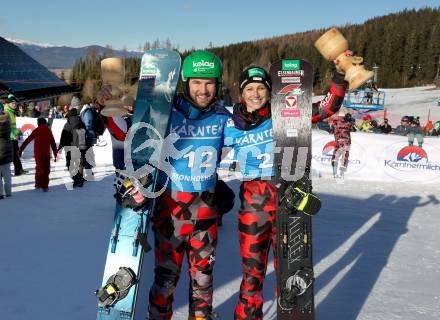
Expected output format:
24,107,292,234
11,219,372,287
96,49,181,320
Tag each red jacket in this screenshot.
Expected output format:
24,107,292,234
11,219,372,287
20,124,57,158
311,72,347,123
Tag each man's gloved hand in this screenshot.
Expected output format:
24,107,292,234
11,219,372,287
114,174,152,211
280,176,321,216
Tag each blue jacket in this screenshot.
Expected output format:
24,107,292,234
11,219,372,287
157,96,231,192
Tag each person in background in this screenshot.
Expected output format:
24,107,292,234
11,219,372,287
17,104,27,117
96,94,134,194
58,108,87,188
3,94,26,176
72,97,95,180
359,114,372,132
379,118,393,134
28,103,41,118
62,105,69,118
394,116,410,136
408,118,424,147
96,94,134,171
48,106,59,119
55,106,64,118
331,113,357,178
18,118,57,191
79,102,97,146
423,119,433,136
0,103,13,199
370,120,382,133
431,120,440,136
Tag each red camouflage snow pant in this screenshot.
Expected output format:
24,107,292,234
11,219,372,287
235,180,277,320
148,189,218,320
331,139,351,170
35,155,51,189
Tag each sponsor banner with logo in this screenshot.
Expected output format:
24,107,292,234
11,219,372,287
16,117,113,166
15,118,440,183
312,130,440,183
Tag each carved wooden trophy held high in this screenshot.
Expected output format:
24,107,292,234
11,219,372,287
315,28,374,90
100,57,132,117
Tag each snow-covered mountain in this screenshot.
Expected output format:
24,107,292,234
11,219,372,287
6,37,142,69
5,37,57,48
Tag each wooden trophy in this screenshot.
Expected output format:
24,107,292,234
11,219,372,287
314,28,374,91
100,58,129,116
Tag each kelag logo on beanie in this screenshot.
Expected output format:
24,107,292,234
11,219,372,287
239,66,272,92
248,67,265,78
282,60,300,71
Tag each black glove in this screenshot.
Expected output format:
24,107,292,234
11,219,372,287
280,177,321,216
215,179,235,215
114,174,152,211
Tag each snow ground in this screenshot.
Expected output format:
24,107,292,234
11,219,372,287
0,159,439,320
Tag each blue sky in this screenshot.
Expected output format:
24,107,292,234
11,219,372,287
1,0,439,51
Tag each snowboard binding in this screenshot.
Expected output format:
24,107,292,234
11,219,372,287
95,267,137,308
114,173,153,211
278,268,314,310
280,178,321,216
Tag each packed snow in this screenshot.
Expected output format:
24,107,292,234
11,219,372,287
1,86,439,320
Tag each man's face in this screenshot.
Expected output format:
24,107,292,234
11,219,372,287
10,102,17,109
188,78,217,108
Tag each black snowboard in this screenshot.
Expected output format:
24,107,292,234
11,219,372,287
270,59,315,320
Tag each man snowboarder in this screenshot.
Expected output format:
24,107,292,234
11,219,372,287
99,50,232,320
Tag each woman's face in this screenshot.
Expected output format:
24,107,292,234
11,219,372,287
242,82,270,113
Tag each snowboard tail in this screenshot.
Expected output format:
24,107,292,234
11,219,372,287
96,49,181,320
270,59,315,320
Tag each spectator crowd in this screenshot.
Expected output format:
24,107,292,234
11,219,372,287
1,89,439,200
0,94,107,198
318,111,440,148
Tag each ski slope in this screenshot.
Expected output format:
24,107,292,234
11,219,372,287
1,86,439,320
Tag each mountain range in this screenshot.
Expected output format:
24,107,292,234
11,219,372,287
6,38,142,69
